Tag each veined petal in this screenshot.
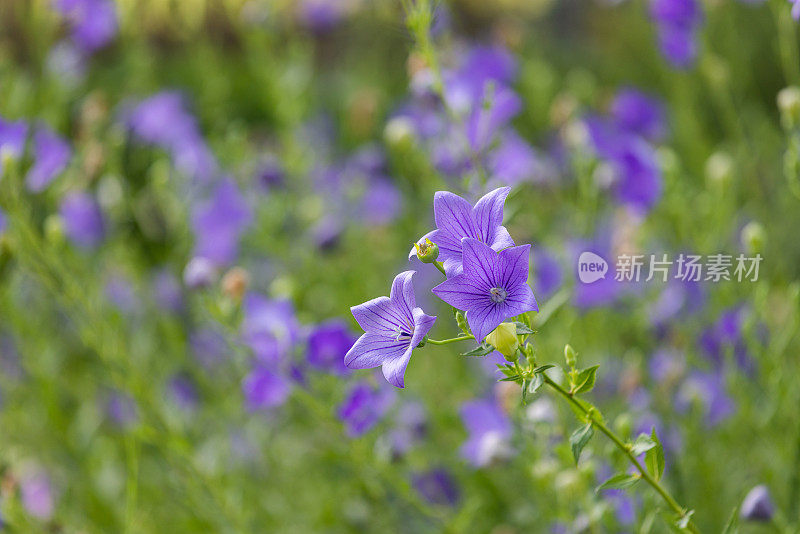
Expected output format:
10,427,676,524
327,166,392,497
411,307,437,345
443,258,464,278
432,275,490,311
499,244,531,290
390,270,417,318
461,237,501,288
489,225,515,252
382,346,413,388
504,283,539,315
472,187,510,243
433,191,479,244
466,302,508,343
351,297,407,337
345,332,409,369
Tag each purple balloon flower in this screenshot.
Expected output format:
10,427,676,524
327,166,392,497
791,0,800,21
412,468,460,506
346,271,436,388
242,366,291,411
338,380,395,437
460,399,513,467
307,319,356,375
59,191,105,248
432,238,538,342
27,127,71,192
649,0,703,69
242,294,301,365
20,471,55,520
55,0,118,53
191,178,252,266
740,485,774,522
611,88,667,142
0,117,28,160
410,187,515,276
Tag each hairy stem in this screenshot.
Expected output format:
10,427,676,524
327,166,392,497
426,335,474,345
541,374,701,534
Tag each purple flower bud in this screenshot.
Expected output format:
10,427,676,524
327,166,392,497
59,191,105,248
191,178,252,266
412,468,460,506
740,485,775,522
168,374,199,412
459,399,514,467
27,127,71,192
54,0,118,52
242,366,291,411
0,117,28,160
152,269,184,313
183,257,217,289
337,380,395,437
20,471,54,520
307,320,356,375
107,391,138,428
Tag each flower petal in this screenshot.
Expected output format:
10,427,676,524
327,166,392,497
351,297,406,337
432,274,490,311
498,244,531,290
390,270,416,318
490,225,515,252
382,346,413,388
472,187,510,243
433,191,479,245
461,237,501,288
466,302,508,343
345,332,409,369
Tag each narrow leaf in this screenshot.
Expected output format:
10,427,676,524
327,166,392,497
522,378,529,404
596,473,640,491
722,504,740,534
499,375,521,382
512,321,535,335
532,364,555,374
461,343,495,357
528,373,545,395
570,423,594,464
645,427,665,481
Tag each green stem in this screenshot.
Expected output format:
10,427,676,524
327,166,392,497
542,375,701,534
433,260,447,276
426,335,474,345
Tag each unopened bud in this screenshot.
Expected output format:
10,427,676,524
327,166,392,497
778,86,800,130
741,221,766,255
564,344,577,369
705,151,733,191
486,322,519,361
222,267,249,300
455,311,468,333
414,238,439,264
740,485,774,522
183,257,216,289
44,215,65,246
384,116,415,148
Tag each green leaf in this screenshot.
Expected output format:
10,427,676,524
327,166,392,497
512,321,535,335
676,510,695,530
569,422,594,464
499,375,521,382
528,372,545,395
572,365,599,394
596,473,640,491
521,378,529,404
630,433,657,456
722,504,740,534
532,364,555,374
644,427,665,481
461,343,495,357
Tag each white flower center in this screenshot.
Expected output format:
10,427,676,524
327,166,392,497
489,287,507,303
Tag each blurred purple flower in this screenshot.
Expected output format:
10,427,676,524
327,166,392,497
488,132,555,188
338,380,395,437
191,178,252,266
27,127,71,192
433,239,538,342
412,468,460,506
699,307,753,372
21,471,54,520
256,158,285,190
465,84,522,153
152,269,184,313
299,0,347,33
242,366,291,411
676,370,734,426
107,391,139,428
460,398,513,467
307,319,356,375
650,0,703,68
242,294,301,365
54,0,117,52
0,208,7,235
105,274,139,312
740,485,774,521
183,257,217,289
648,348,686,383
59,191,105,248
791,0,800,20
359,177,402,225
388,401,428,457
346,271,436,388
410,187,515,276
532,248,563,300
0,117,28,159
168,374,199,411
611,88,667,142
190,328,227,368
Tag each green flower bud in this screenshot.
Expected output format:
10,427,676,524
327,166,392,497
614,413,633,439
384,116,415,148
486,322,519,361
705,151,733,192
44,215,65,247
778,87,800,130
414,238,439,264
741,221,766,255
564,344,577,369
455,311,468,333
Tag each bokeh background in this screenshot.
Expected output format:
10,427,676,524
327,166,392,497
1,0,799,532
